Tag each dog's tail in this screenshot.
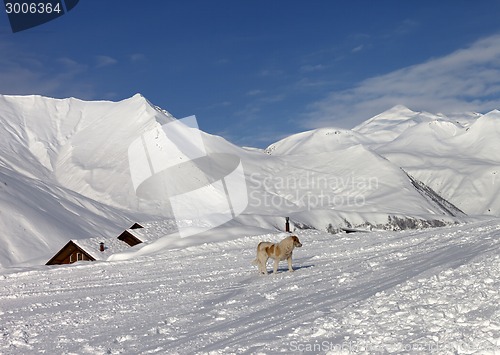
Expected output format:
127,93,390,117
252,242,263,265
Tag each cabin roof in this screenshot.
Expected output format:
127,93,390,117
45,240,96,265
341,227,370,233
119,228,146,243
130,222,144,229
72,236,131,261
46,236,132,265
124,219,182,243
46,219,203,266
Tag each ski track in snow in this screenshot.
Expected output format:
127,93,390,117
1,220,500,354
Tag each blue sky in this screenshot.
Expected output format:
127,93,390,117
1,1,500,147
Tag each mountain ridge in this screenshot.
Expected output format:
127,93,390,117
0,95,496,267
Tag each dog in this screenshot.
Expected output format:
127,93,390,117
252,235,302,274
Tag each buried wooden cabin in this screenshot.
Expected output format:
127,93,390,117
45,240,97,265
46,234,132,266
117,223,144,247
45,222,168,265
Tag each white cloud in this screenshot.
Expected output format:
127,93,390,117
351,45,364,53
246,89,264,96
300,64,326,73
129,53,146,63
303,34,500,129
215,58,230,65
0,40,92,98
95,55,118,68
58,57,87,73
259,69,284,77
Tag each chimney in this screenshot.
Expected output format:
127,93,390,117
99,242,105,252
285,217,290,232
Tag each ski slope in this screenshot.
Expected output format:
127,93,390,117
1,219,499,354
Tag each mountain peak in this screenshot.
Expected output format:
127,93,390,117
384,104,417,115
483,109,500,118
358,105,418,124
352,105,425,143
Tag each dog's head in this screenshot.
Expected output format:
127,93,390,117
291,235,302,248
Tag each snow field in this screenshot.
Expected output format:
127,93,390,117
1,219,499,354
293,230,500,354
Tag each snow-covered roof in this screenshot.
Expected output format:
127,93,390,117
48,220,182,264
72,236,131,261
123,219,183,243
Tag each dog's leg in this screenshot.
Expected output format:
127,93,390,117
287,256,294,272
273,259,279,274
256,260,264,274
259,256,269,275
260,260,268,275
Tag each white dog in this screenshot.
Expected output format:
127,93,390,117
253,235,302,274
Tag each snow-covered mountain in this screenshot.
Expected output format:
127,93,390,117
0,94,497,268
0,94,173,267
368,107,500,216
0,94,175,207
